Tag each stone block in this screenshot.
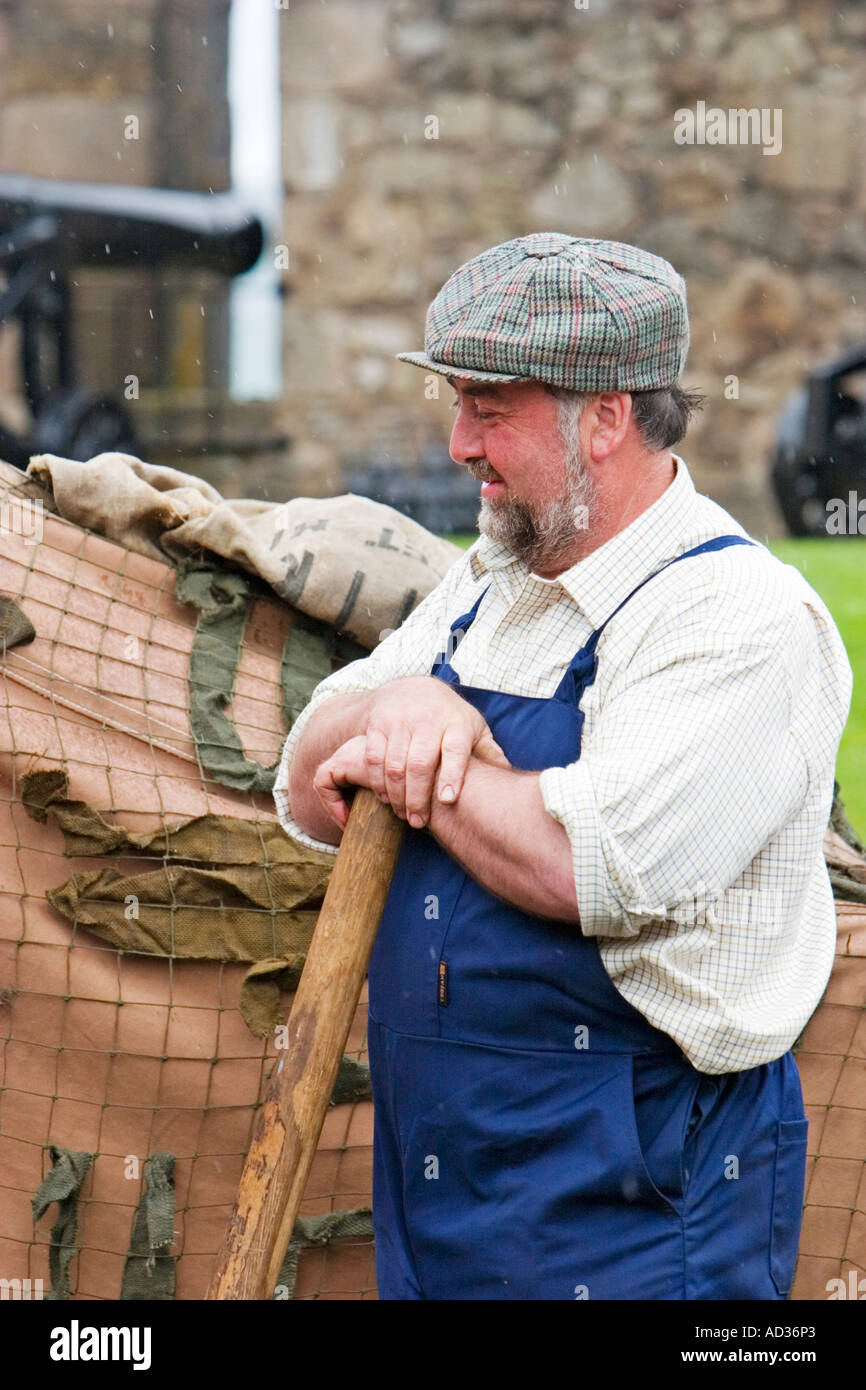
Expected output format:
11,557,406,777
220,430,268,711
425,93,500,143
464,30,573,103
281,1,392,94
698,260,805,368
620,83,667,122
646,18,686,57
792,0,837,44
343,194,425,261
715,190,805,263
728,0,788,20
569,82,613,134
392,21,447,61
528,154,637,237
0,3,156,97
451,0,567,20
496,102,561,148
639,220,734,281
359,144,474,196
0,96,155,183
761,93,855,194
837,2,866,39
684,7,733,61
722,23,813,85
409,93,560,150
282,305,349,390
282,96,342,192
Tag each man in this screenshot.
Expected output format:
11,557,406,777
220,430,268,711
274,234,853,1300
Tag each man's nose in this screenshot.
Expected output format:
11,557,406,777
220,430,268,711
449,407,485,466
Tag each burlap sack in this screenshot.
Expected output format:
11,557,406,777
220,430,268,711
27,451,462,649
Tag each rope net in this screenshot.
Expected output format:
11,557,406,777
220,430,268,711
0,464,375,1300
0,460,863,1301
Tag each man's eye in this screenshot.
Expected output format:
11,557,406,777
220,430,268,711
448,398,495,421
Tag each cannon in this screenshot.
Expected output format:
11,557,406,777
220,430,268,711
0,174,263,469
770,342,866,536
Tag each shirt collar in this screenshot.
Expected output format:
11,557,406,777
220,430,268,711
468,455,704,628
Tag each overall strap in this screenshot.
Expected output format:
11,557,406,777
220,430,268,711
555,533,757,702
447,584,491,635
589,534,757,652
431,584,491,677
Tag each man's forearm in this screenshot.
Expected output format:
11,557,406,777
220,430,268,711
427,757,581,923
288,692,374,845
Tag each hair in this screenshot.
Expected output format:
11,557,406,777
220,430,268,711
546,383,705,453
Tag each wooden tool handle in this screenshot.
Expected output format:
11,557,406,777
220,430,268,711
207,787,405,1300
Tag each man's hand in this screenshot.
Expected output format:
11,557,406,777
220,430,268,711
313,675,510,830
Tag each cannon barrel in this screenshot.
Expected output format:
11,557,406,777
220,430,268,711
0,174,263,276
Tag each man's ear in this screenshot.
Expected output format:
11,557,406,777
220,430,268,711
583,392,632,462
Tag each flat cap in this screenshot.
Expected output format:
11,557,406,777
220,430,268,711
397,233,689,391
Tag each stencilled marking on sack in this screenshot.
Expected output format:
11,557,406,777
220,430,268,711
396,589,418,627
334,570,365,629
269,517,329,549
364,528,431,566
274,548,315,604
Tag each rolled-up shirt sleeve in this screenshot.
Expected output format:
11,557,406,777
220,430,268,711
273,555,469,850
539,599,813,938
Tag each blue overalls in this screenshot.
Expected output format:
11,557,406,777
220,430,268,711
367,535,809,1300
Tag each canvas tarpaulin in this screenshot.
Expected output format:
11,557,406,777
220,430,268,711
120,1152,177,1301
31,1147,95,1300
275,1208,375,1301
0,596,35,652
173,559,364,794
22,769,333,1036
27,451,461,650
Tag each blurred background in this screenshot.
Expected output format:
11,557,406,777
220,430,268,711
0,0,863,822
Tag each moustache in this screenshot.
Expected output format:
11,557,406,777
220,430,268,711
467,461,503,483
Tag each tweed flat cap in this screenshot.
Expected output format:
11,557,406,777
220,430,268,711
397,233,689,391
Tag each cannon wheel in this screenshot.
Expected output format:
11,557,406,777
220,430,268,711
770,446,828,537
30,388,139,462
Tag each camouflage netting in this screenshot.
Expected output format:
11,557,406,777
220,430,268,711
0,460,390,1299
0,458,863,1301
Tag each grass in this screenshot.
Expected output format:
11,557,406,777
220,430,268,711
769,539,866,840
443,533,865,840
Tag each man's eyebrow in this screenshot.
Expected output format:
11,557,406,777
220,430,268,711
446,377,507,399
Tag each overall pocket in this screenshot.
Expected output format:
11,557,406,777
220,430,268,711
628,1054,710,1210
400,1048,684,1299
769,1118,809,1297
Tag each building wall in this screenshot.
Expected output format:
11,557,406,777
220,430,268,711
1,0,861,526
278,0,865,533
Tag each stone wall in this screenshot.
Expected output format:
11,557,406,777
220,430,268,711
278,0,865,533
1,1,861,525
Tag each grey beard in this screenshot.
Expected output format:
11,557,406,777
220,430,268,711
477,448,599,573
